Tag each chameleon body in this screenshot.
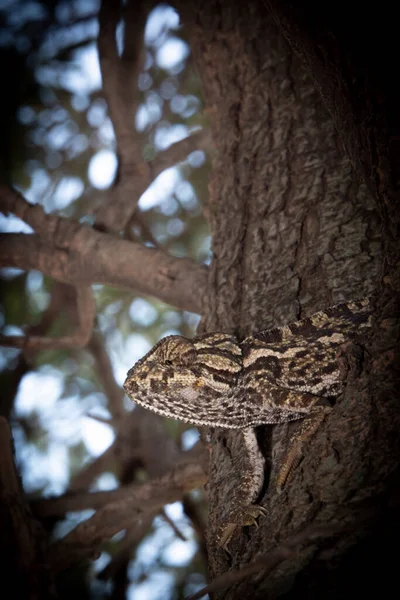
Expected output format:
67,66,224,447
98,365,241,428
124,298,372,548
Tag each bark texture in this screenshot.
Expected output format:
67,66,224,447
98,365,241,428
176,1,398,598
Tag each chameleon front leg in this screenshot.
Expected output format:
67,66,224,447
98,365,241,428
217,427,268,551
217,404,331,551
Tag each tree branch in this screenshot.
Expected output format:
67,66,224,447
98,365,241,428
0,185,207,314
34,445,207,520
95,2,211,233
46,460,206,571
68,409,142,492
0,282,76,417
94,0,153,233
0,233,206,315
0,285,95,350
68,442,118,492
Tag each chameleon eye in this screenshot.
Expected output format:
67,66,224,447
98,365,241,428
158,336,197,366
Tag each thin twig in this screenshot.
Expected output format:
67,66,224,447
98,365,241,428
125,210,162,249
97,515,156,580
0,282,74,417
88,331,126,423
161,508,187,542
85,412,112,425
0,285,95,351
68,442,117,492
149,129,212,179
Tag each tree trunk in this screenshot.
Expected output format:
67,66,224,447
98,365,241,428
177,1,399,597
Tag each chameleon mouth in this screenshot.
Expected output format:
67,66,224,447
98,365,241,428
127,394,264,429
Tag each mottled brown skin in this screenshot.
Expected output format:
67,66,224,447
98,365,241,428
124,298,372,548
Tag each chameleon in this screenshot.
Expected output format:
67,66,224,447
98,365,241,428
123,298,372,549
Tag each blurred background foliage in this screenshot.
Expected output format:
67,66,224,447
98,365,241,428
0,1,211,598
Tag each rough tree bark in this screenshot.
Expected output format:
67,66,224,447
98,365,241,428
175,1,399,598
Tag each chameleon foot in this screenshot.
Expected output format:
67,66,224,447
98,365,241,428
217,504,268,552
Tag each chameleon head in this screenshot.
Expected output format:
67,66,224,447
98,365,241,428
123,333,244,428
